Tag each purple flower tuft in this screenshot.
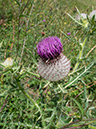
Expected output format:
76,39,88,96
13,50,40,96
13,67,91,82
37,36,63,61
43,20,46,22
67,32,71,35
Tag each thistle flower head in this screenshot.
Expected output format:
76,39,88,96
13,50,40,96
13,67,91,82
37,36,71,81
89,10,96,21
37,36,63,61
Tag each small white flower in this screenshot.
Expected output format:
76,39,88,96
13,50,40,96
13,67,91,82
80,43,83,46
2,57,13,68
89,10,96,21
76,13,87,21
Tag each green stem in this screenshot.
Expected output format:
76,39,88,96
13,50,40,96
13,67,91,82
64,61,94,89
66,13,83,26
84,97,95,116
82,80,89,118
59,118,96,129
73,37,88,72
26,71,40,77
16,80,46,128
57,84,67,93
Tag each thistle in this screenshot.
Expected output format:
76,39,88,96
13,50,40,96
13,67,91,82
37,36,71,81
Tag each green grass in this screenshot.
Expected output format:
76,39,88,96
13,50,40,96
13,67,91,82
0,0,96,129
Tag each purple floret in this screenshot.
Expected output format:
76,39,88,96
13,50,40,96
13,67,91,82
67,32,71,35
37,36,63,61
43,20,46,22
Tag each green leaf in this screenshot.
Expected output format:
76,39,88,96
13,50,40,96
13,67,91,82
19,14,27,18
0,91,7,97
91,15,96,23
66,12,83,26
56,117,72,128
45,108,54,111
25,46,37,66
88,125,96,129
63,61,95,89
72,98,84,119
44,109,56,129
14,0,20,6
75,7,81,18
